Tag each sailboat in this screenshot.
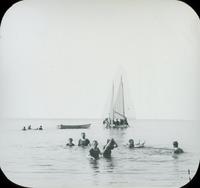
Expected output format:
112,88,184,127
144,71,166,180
103,76,129,129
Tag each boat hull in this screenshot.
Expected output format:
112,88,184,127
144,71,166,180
106,124,128,129
104,122,129,129
103,118,129,129
57,124,91,129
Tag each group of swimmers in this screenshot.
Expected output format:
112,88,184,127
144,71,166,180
66,132,118,159
22,125,43,131
66,132,184,160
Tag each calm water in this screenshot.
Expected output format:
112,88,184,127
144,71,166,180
0,119,199,188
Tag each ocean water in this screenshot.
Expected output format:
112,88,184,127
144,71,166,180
0,119,199,188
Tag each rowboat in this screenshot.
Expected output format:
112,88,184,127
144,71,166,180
57,123,91,129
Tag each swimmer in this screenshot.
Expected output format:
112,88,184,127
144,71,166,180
88,140,101,160
39,125,43,130
66,138,75,146
128,139,134,148
173,141,184,154
78,132,90,146
103,138,118,158
127,139,145,148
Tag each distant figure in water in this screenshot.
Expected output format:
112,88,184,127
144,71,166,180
39,125,43,130
128,139,135,148
22,126,26,131
127,139,145,148
28,125,31,130
66,138,75,146
78,132,90,146
173,141,184,154
103,138,118,158
89,140,101,160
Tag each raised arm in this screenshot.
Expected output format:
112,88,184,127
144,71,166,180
88,139,91,147
98,148,102,155
112,139,118,148
103,140,112,153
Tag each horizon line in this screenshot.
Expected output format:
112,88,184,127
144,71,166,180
0,117,198,121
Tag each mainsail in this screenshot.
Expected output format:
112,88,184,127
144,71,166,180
109,82,114,120
113,77,126,120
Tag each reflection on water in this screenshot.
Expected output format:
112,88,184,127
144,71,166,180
89,154,115,175
89,159,100,173
0,119,199,188
104,157,115,172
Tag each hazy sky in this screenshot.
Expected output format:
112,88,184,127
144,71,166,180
0,0,200,120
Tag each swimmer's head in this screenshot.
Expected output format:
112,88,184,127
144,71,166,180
173,141,178,148
69,138,73,142
92,140,98,147
129,139,134,145
110,138,116,146
81,132,86,138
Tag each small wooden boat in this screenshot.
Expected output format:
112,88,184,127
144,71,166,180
57,123,91,129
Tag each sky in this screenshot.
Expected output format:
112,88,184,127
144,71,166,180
0,0,200,120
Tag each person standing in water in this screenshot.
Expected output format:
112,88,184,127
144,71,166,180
173,141,184,154
103,138,118,158
78,132,90,146
66,138,75,147
88,140,101,160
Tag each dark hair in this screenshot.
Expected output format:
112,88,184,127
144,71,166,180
129,139,134,143
173,141,178,147
110,138,116,145
93,140,98,145
69,138,73,142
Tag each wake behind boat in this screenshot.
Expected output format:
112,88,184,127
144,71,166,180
57,123,91,129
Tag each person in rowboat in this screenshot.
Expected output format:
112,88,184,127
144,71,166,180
22,126,26,131
66,138,75,146
88,140,102,160
103,138,118,158
173,141,184,154
78,132,90,146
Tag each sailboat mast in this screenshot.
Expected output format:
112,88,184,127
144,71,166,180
112,82,114,120
121,76,125,117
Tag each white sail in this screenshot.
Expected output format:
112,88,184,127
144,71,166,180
113,77,126,120
109,82,114,120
